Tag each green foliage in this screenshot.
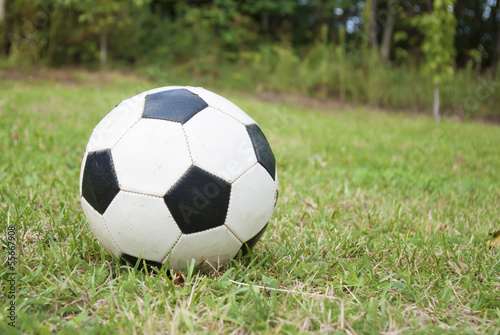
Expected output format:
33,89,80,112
0,0,499,119
70,0,133,35
412,0,457,86
241,0,295,15
176,41,496,119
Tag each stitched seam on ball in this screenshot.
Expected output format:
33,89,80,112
106,190,180,265
231,161,258,184
117,189,164,199
95,202,121,254
222,162,257,234
250,186,276,236
199,165,234,184
107,151,120,197
186,87,202,99
185,87,253,126
183,88,234,125
225,163,276,240
224,161,257,227
210,104,254,128
96,155,126,254
160,232,182,265
161,232,183,264
180,124,195,165
165,224,239,267
110,118,141,151
224,224,244,244
210,105,246,125
110,99,145,151
174,160,235,185
230,178,275,237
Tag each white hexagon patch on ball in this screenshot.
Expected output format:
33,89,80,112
79,87,278,270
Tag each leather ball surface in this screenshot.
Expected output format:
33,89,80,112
79,86,278,270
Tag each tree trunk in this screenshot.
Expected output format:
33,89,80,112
99,32,107,67
370,0,377,51
0,0,5,22
494,0,500,71
433,84,441,122
261,9,270,32
380,4,395,62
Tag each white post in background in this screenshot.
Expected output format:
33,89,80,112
0,0,5,22
433,85,441,123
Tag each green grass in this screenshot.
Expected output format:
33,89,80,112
1,70,499,334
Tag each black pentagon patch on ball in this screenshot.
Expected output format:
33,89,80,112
143,89,208,124
240,223,268,256
246,124,276,180
164,166,231,234
81,150,120,215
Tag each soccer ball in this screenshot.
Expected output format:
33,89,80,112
79,86,278,270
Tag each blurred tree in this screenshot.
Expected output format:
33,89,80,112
69,0,144,67
0,0,4,22
0,0,4,55
454,0,494,68
413,0,457,122
495,0,500,70
380,0,398,62
240,0,296,36
288,0,335,46
370,0,378,50
2,0,53,63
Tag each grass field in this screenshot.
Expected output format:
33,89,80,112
1,70,499,334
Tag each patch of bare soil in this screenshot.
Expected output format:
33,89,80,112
253,90,352,112
0,66,142,87
2,67,497,124
252,90,500,125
